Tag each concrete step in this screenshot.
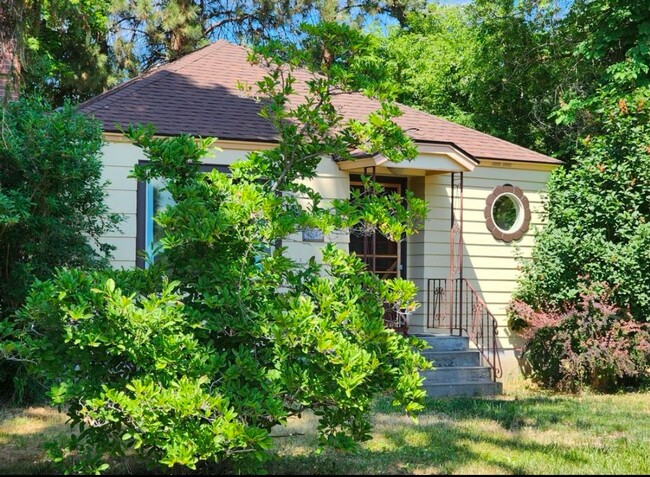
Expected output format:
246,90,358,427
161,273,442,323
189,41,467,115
421,350,481,367
414,334,469,352
424,381,503,398
422,366,492,384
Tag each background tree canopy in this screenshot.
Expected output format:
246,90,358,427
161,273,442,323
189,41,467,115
5,0,423,104
4,0,647,162
512,91,650,322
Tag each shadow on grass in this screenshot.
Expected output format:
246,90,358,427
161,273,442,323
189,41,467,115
0,406,68,475
265,396,596,475
266,418,588,475
375,394,580,431
2,395,647,475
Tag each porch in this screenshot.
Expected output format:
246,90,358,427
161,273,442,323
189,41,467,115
338,148,503,393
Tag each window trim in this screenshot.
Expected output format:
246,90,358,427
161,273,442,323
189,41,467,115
484,184,531,243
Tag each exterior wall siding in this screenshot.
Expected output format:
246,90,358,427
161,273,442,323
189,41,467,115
99,140,349,269
405,162,554,376
100,138,555,376
100,142,142,269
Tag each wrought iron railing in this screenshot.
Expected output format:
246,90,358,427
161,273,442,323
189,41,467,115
426,278,503,381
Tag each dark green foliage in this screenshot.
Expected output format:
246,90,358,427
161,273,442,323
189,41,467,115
356,1,572,156
510,92,650,392
6,1,118,105
6,1,424,104
109,0,425,75
0,97,121,402
510,292,650,392
0,97,122,317
354,0,649,160
0,99,119,316
553,0,650,128
513,93,650,321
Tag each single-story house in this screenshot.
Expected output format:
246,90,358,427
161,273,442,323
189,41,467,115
79,40,562,381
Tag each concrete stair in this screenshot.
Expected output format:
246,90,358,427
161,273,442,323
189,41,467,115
415,333,502,398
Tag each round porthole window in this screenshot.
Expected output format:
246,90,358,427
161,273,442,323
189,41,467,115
484,185,531,242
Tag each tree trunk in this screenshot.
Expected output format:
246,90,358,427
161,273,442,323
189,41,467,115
0,0,23,104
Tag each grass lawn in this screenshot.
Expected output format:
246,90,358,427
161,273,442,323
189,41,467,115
1,380,649,475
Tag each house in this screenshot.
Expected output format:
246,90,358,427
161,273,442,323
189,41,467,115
79,40,562,386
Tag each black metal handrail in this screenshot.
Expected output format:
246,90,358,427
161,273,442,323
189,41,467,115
426,278,503,381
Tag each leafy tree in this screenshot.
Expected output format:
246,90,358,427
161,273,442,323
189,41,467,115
512,90,650,323
22,0,116,104
0,97,122,400
109,0,425,74
11,39,430,473
1,1,426,104
365,3,478,124
354,0,648,160
359,1,576,156
551,0,650,147
277,22,394,97
0,1,116,105
505,1,650,390
0,97,122,315
465,0,572,153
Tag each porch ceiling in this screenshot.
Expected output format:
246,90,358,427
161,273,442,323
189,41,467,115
336,143,478,176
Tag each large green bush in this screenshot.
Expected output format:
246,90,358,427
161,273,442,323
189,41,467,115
13,44,431,474
513,92,650,322
16,268,267,473
0,97,121,315
0,97,122,400
510,91,650,391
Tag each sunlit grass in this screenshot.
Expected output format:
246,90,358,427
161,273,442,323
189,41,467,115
1,379,649,475
0,407,66,475
266,381,650,475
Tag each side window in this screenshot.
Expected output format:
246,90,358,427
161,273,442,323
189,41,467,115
144,177,174,264
136,163,229,268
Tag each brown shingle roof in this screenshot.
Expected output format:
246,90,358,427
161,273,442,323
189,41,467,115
80,40,561,165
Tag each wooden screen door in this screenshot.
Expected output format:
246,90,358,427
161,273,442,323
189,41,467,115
349,180,405,280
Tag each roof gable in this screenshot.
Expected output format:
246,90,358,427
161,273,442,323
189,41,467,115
80,40,561,165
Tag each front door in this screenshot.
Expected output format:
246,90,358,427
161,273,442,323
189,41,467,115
350,178,408,333
349,178,407,280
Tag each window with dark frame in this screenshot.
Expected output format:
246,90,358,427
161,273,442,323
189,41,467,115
135,163,230,268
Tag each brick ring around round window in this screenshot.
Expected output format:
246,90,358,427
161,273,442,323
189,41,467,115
484,184,531,242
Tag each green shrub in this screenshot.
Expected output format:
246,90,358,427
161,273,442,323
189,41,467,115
15,268,268,473
514,91,650,322
0,97,122,315
0,97,122,401
510,291,650,392
13,41,431,474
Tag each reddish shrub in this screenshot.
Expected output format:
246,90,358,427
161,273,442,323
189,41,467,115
508,292,650,392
